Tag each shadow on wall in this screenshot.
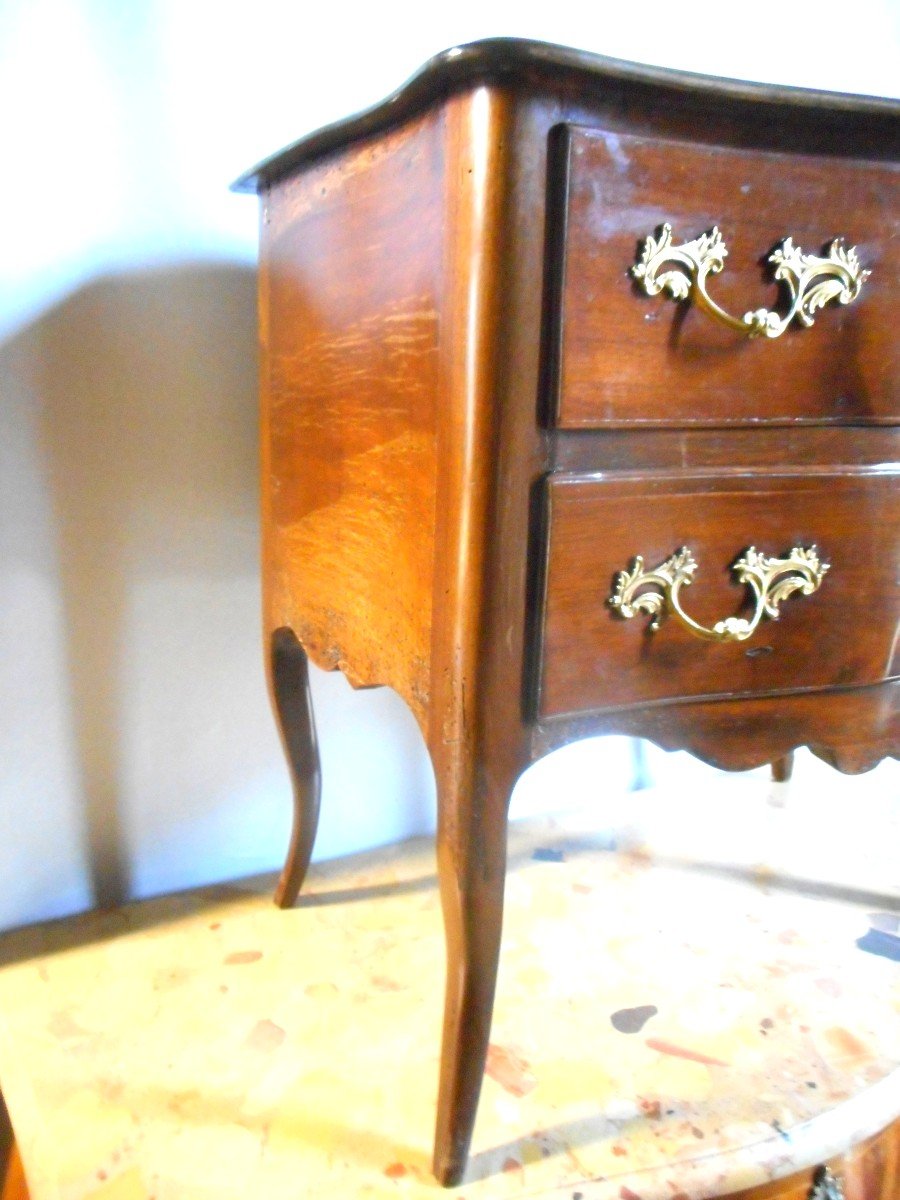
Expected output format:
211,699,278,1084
2,263,262,910
0,262,438,930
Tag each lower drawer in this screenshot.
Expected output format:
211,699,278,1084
537,467,899,718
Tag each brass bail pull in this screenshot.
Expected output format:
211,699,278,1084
609,545,830,643
632,225,869,339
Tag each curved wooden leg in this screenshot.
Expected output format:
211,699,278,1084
269,626,321,909
771,751,795,783
432,762,512,1187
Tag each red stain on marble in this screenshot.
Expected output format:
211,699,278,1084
485,1043,537,1097
209,922,221,931
612,1143,628,1156
502,1157,522,1175
620,1187,643,1199
384,1162,407,1178
823,1026,870,1064
815,977,842,998
372,975,404,992
645,1038,727,1067
245,1018,286,1053
639,1098,661,1119
224,950,263,965
47,1011,91,1041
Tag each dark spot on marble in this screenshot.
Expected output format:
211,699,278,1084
611,1004,658,1034
224,950,263,965
691,1125,704,1138
761,1017,774,1029
384,1162,407,1178
639,1098,661,1119
771,1119,790,1141
806,1081,818,1088
573,1193,584,1199
533,847,565,862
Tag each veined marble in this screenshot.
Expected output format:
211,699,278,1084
0,765,897,1198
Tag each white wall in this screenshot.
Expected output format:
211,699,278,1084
1,0,897,931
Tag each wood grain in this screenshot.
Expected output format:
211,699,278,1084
259,110,445,727
539,466,900,717
555,125,900,427
245,46,899,1187
533,680,899,775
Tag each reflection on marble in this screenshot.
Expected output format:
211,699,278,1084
0,773,897,1198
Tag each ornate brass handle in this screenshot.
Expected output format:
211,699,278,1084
609,545,829,643
809,1167,844,1200
632,224,869,339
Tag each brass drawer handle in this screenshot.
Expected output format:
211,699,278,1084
810,1166,844,1200
632,224,869,338
609,545,829,643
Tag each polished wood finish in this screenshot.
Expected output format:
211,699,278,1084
0,1094,29,1200
555,126,899,428
243,39,899,1187
269,628,321,908
539,467,899,716
259,109,444,727
770,751,794,783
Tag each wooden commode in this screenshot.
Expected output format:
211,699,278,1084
235,40,899,1188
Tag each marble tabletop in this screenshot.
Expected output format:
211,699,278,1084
0,762,897,1199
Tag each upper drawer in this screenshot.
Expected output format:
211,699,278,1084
552,125,899,428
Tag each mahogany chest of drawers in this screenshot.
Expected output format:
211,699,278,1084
236,40,899,1186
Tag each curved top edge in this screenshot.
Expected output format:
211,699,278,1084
232,37,899,192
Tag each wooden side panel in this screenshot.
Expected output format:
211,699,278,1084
259,112,445,723
555,125,900,427
539,466,900,718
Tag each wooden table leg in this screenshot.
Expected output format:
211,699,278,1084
771,752,795,784
269,627,322,909
431,758,513,1187
0,1092,29,1200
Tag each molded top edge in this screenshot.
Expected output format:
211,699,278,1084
232,37,899,192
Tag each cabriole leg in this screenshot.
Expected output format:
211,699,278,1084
268,626,322,908
431,760,512,1187
771,752,795,783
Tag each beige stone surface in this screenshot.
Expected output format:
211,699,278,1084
0,775,898,1198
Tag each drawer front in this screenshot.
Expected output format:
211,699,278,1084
537,468,899,718
553,125,899,428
